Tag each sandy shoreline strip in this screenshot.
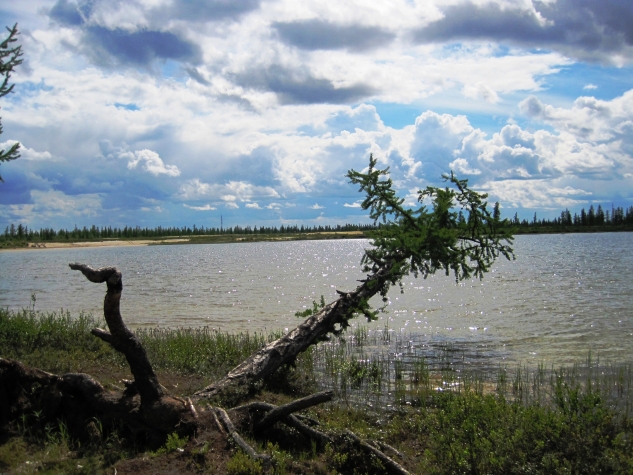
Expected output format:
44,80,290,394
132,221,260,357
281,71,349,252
0,238,190,252
0,231,367,252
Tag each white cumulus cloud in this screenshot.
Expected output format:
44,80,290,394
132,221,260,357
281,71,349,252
184,204,217,211
179,180,280,202
127,149,181,177
100,141,180,177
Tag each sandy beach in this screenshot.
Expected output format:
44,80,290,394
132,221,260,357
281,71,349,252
0,231,367,252
1,238,190,251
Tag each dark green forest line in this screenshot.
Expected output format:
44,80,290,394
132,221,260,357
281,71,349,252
2,203,633,246
0,222,377,245
508,203,633,233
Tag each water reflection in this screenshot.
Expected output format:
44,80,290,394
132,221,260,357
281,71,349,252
1,233,632,367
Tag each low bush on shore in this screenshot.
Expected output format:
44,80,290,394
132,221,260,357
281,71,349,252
1,307,632,474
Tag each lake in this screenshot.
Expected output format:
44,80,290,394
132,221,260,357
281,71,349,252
1,233,632,368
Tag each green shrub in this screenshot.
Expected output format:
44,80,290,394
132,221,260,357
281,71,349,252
153,432,188,456
408,388,633,474
226,451,263,475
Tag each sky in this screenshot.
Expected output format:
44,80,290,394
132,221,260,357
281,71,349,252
1,0,633,231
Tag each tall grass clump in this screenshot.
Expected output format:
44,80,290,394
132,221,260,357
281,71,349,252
135,327,311,383
0,306,121,373
308,331,633,473
0,308,315,387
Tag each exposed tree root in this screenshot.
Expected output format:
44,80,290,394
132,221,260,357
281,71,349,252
214,407,271,467
0,357,194,446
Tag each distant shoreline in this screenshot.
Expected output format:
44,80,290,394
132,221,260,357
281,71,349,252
2,227,633,252
0,231,367,251
0,238,191,252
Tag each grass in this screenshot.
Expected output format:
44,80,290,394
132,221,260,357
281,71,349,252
0,306,314,389
1,307,633,474
0,413,130,475
0,306,119,373
137,326,284,377
386,387,633,474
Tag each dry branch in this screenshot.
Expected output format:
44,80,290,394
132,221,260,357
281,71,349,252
344,430,411,475
235,400,332,446
255,390,333,431
214,407,271,465
373,440,405,460
186,397,199,420
212,409,227,437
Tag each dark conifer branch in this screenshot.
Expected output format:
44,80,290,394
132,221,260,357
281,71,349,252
0,23,23,182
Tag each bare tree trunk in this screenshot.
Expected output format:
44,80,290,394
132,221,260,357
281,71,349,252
0,264,199,443
193,264,393,401
67,262,392,406
69,263,164,405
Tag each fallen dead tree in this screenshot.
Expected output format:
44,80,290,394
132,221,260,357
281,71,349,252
0,264,410,472
193,156,514,403
0,157,513,472
192,262,396,402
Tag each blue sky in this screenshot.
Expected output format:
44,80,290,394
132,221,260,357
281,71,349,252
1,0,633,231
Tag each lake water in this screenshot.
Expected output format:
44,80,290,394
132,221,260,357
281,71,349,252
1,233,632,368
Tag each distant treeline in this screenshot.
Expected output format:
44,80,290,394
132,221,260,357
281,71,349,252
2,204,633,243
1,222,378,242
510,204,633,229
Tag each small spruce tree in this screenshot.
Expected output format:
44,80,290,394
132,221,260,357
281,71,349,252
0,23,22,183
